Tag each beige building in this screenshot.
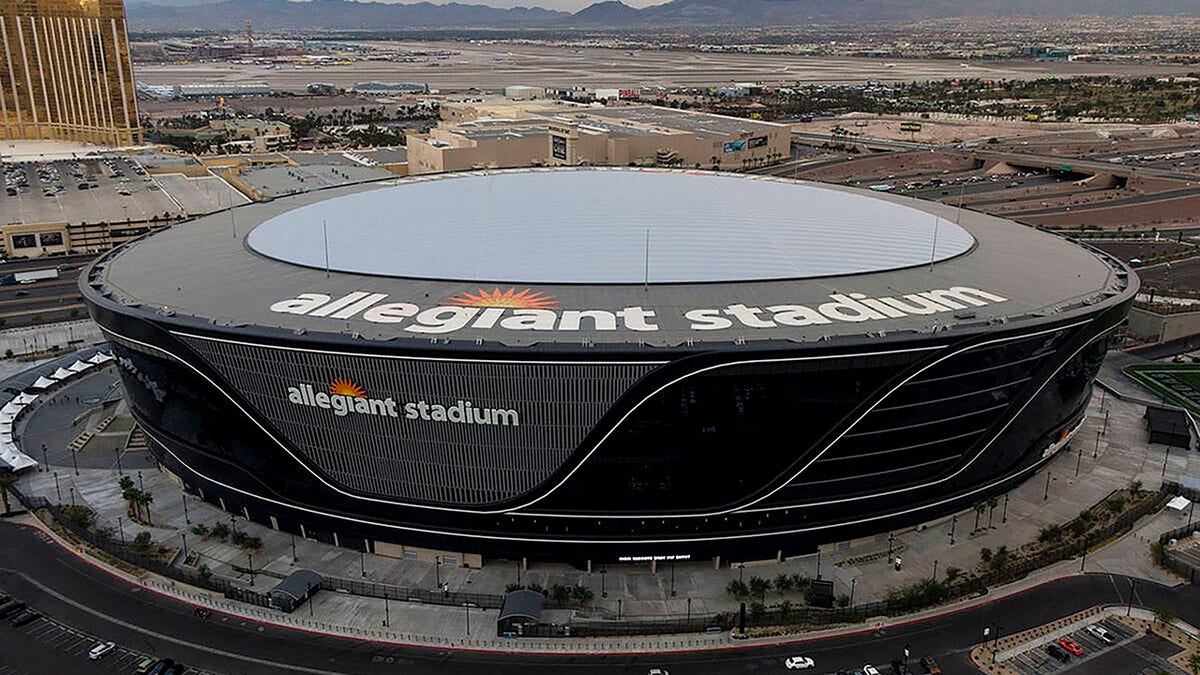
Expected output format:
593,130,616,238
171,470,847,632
0,0,141,146
209,118,292,154
0,218,170,259
407,102,790,176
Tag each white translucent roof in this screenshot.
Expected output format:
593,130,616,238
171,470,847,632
246,170,975,284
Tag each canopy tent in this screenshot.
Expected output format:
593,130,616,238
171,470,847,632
0,402,21,416
68,360,93,373
1167,495,1192,512
87,351,114,365
0,441,36,472
51,368,74,380
30,376,57,390
13,393,37,405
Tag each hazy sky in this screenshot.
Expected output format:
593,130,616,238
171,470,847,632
146,0,672,13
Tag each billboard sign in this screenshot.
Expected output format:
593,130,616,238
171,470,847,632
747,136,768,149
551,134,567,160
722,140,746,153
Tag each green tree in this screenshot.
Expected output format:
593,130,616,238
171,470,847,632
132,531,152,552
774,573,794,593
990,546,1010,572
136,490,154,526
549,584,572,607
725,579,749,598
980,547,993,565
973,501,986,530
987,496,1000,528
1187,652,1200,675
571,585,594,606
748,576,771,601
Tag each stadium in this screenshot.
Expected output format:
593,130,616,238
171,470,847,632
81,168,1136,564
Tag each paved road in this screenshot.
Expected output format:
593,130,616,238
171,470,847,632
0,522,1198,674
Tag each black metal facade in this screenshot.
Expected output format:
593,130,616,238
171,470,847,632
83,288,1131,562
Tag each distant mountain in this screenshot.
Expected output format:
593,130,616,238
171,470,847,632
127,0,568,31
126,0,1200,32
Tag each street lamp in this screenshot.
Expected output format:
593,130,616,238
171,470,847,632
887,533,895,563
670,563,676,597
1043,472,1053,501
53,471,61,503
849,577,856,606
291,532,298,563
383,591,390,627
41,444,48,471
1074,445,1082,478
137,470,143,492
1093,428,1101,459
117,516,125,544
601,567,607,598
71,447,79,476
1002,493,1009,524
307,582,314,617
115,447,123,475
181,532,188,557
247,552,255,585
435,556,441,590
182,492,190,524
949,514,957,545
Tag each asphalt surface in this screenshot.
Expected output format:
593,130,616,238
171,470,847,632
0,522,1197,674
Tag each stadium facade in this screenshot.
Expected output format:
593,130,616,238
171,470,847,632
81,168,1136,563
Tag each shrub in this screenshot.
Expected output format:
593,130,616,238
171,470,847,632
749,602,766,622
526,583,546,596
980,547,993,564
132,531,152,551
190,523,210,537
1106,496,1127,513
60,504,95,530
209,522,230,541
198,564,211,580
242,535,263,551
774,573,794,593
836,593,850,608
726,579,749,598
945,566,963,583
230,529,248,546
779,599,793,618
571,585,594,606
1039,524,1064,543
504,582,525,593
748,576,771,600
549,584,572,606
990,546,1010,572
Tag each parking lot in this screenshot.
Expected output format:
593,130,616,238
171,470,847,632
1001,616,1181,674
0,590,214,675
1,156,181,226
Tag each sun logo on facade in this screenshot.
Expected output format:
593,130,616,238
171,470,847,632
329,377,366,398
443,287,561,310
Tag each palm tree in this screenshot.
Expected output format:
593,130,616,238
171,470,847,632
0,472,17,514
973,501,986,531
136,490,154,526
1187,651,1200,675
117,476,136,519
987,496,1000,529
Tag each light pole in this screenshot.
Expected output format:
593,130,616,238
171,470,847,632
1043,471,1052,501
1127,578,1136,616
383,591,390,627
950,514,957,545
1074,445,1082,478
181,532,188,557
69,486,75,506
71,447,79,476
41,444,47,471
738,563,744,584
887,533,895,563
53,471,61,503
307,582,314,617
247,552,255,585
601,567,607,598
435,556,441,590
137,470,143,492
117,516,125,544
1162,445,1171,478
464,602,471,636
932,559,938,581
115,447,123,475
686,597,692,625
1002,493,1009,524
291,533,298,563
816,548,822,580
182,493,190,524
1093,428,1101,459
670,563,676,597
849,577,856,606
360,548,366,577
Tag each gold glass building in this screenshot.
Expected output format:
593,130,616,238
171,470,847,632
0,0,140,146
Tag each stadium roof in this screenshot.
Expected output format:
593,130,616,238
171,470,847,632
85,168,1135,351
245,171,975,284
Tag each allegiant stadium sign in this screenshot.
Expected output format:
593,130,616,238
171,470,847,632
268,286,1007,336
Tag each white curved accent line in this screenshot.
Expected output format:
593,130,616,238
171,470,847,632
139,423,1066,546
739,322,1119,514
101,324,941,516
521,318,1094,519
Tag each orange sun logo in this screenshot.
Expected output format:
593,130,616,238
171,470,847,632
329,377,366,398
443,287,560,310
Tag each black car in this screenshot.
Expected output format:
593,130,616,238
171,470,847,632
9,610,37,627
0,600,27,618
1045,644,1071,663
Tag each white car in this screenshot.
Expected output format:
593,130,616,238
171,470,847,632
647,669,670,675
1086,624,1114,643
785,655,815,669
88,641,115,660
863,666,882,675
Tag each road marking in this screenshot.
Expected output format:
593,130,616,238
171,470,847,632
0,567,360,675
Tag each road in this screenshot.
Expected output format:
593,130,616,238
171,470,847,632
0,522,1197,674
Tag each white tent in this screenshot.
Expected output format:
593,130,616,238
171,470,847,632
14,393,37,405
0,443,36,472
87,351,114,365
0,422,12,435
30,376,57,390
0,402,21,416
51,367,74,380
68,360,93,373
1167,495,1192,512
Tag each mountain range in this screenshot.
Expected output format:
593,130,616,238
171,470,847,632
126,0,1200,32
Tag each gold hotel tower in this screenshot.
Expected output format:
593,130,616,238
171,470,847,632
0,0,140,146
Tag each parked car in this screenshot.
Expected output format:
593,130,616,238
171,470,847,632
919,655,942,674
0,600,27,618
1086,624,1114,643
134,656,158,674
1044,643,1070,663
146,658,175,675
1057,637,1084,656
864,666,882,675
88,641,116,660
785,655,815,669
9,610,37,627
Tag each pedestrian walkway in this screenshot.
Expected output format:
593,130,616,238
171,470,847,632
11,350,1200,651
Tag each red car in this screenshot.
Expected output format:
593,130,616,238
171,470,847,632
1057,637,1084,656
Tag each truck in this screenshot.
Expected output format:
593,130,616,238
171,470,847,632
1,268,59,286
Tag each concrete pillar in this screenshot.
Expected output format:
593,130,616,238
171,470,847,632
521,557,527,573
713,555,721,570
777,550,783,563
586,559,592,574
299,523,307,539
650,559,656,574
332,532,340,548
